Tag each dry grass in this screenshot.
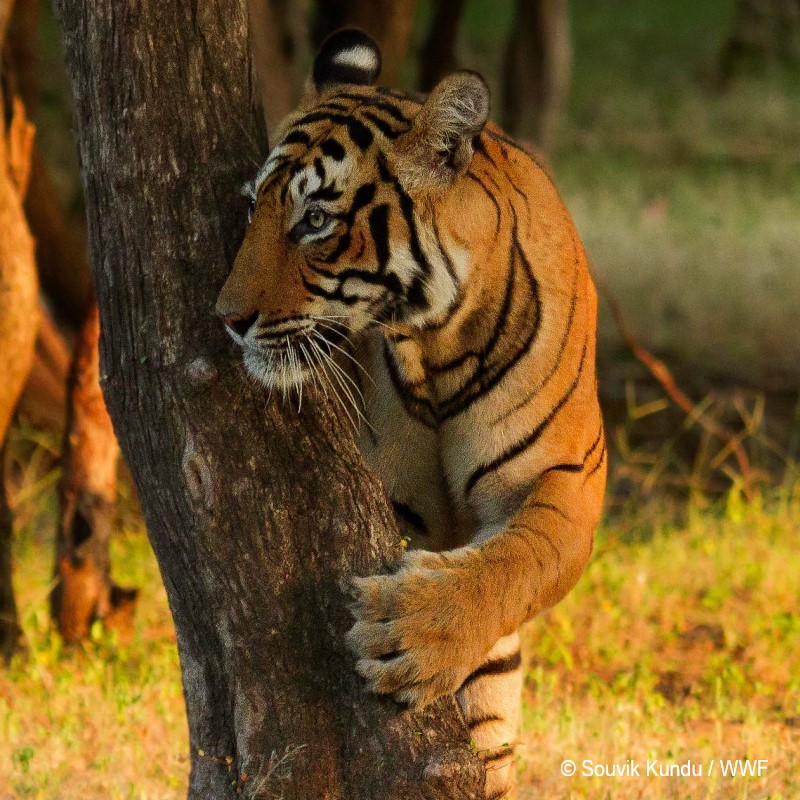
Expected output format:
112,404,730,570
518,488,800,799
1,443,188,799
565,165,800,391
2,434,798,799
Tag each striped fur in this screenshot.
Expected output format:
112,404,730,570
216,30,606,799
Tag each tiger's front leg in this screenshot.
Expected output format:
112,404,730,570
346,463,604,708
347,545,504,707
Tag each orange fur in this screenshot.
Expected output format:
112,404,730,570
217,31,606,798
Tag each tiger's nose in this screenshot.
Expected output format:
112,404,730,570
216,309,259,338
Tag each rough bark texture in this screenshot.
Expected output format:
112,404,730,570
55,1,484,797
51,300,135,644
502,0,571,152
0,1,38,662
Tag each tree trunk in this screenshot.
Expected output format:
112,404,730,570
502,0,571,153
8,0,93,329
720,0,800,79
51,299,136,644
247,0,311,134
0,2,38,662
55,1,484,797
418,0,466,92
18,301,70,436
7,0,40,114
24,145,93,328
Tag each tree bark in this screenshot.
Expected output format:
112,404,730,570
0,1,38,662
55,1,484,797
418,0,466,91
51,299,136,644
502,0,571,153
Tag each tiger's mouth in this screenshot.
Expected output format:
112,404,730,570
240,319,360,409
242,342,312,391
240,323,318,389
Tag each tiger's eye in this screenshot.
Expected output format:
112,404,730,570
307,209,326,229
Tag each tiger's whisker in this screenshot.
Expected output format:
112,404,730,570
310,339,359,431
310,331,368,410
311,323,376,388
291,341,303,413
280,344,288,405
315,344,363,422
311,336,371,432
306,340,331,403
301,339,327,401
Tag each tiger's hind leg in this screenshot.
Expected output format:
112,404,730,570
456,631,523,800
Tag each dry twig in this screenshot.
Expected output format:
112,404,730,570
593,267,755,499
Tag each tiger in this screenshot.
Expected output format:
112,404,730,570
216,28,606,800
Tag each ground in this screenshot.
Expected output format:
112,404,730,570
1,423,798,798
518,486,800,799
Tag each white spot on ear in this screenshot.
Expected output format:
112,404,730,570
333,45,379,75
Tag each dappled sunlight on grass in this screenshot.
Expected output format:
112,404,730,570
518,490,800,799
2,466,798,798
1,518,187,799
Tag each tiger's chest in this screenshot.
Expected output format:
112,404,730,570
355,333,476,552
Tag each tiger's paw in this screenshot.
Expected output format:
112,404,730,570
346,547,495,709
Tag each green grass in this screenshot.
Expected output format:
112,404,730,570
1,475,187,799
2,451,799,799
519,488,800,799
558,0,800,391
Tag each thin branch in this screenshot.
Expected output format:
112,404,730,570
593,266,755,499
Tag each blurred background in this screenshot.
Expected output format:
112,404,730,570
0,0,798,797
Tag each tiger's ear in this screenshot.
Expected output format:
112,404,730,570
394,71,490,189
311,29,382,93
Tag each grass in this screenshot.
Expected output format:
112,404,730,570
2,439,799,798
558,0,800,392
518,488,800,799
1,438,188,799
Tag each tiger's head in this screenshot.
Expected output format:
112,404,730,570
216,29,489,390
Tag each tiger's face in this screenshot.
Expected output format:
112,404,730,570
216,29,489,390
